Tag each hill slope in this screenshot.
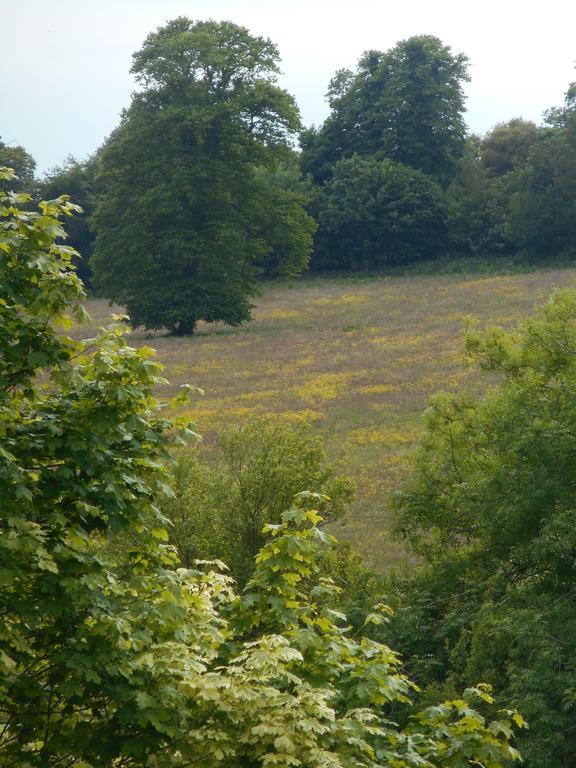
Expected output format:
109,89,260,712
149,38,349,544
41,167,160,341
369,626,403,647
81,267,576,569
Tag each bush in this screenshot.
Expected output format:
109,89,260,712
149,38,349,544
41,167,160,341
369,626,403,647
161,418,355,583
312,155,446,271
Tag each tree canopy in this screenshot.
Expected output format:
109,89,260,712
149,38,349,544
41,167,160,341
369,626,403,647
479,118,539,177
91,18,314,335
507,86,576,258
300,36,469,188
444,75,576,260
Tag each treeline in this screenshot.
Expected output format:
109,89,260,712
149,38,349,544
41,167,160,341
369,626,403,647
301,42,576,270
2,18,575,334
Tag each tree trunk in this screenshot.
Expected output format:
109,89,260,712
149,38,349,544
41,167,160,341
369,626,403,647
171,318,196,336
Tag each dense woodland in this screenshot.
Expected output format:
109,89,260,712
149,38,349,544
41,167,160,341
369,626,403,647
1,16,576,768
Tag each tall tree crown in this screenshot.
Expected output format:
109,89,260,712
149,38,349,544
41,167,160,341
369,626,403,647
301,35,469,187
131,17,281,90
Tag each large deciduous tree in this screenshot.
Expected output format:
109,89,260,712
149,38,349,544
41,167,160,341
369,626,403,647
92,18,314,335
301,35,469,187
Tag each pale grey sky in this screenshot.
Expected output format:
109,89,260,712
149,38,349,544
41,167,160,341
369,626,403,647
2,0,575,174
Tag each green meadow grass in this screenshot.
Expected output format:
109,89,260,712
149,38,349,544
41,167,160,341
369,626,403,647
78,266,576,570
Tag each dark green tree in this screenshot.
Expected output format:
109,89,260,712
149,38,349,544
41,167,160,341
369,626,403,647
313,155,446,270
301,36,469,187
445,135,514,255
92,18,313,335
507,83,576,259
250,157,317,280
479,118,539,177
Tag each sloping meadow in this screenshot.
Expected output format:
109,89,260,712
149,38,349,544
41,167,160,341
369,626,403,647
80,267,576,569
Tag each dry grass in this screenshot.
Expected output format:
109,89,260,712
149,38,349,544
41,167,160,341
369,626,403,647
77,267,576,570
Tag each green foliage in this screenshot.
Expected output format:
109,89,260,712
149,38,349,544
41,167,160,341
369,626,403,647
161,418,355,583
251,159,317,280
318,541,387,633
302,35,466,273
301,36,469,188
390,289,576,766
446,136,514,256
37,155,99,285
1,170,524,766
446,80,576,262
0,167,203,764
0,137,36,191
91,18,312,335
234,501,525,768
480,119,539,178
507,94,576,258
313,155,446,270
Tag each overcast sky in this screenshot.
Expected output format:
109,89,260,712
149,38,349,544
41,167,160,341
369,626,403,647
2,0,575,175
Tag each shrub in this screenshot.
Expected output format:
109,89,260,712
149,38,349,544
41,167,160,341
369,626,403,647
312,155,446,271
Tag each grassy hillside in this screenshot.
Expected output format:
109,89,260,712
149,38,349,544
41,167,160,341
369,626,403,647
79,267,576,569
